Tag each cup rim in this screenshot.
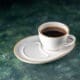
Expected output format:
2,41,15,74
38,21,69,38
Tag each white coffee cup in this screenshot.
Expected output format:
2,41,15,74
38,22,75,51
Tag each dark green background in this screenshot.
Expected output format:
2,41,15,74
0,0,80,80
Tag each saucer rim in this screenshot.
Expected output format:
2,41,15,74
14,44,75,64
14,35,75,64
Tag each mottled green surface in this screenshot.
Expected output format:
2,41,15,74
0,0,80,80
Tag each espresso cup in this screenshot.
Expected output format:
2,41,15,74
38,22,75,51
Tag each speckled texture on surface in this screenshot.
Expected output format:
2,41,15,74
0,0,80,80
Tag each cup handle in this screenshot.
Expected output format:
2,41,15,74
64,34,76,47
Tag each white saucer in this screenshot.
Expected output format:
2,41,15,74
14,35,75,64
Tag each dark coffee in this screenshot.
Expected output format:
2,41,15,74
41,27,66,37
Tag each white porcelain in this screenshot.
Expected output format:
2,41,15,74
14,35,76,64
38,22,69,51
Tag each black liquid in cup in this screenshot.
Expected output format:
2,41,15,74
41,27,66,37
